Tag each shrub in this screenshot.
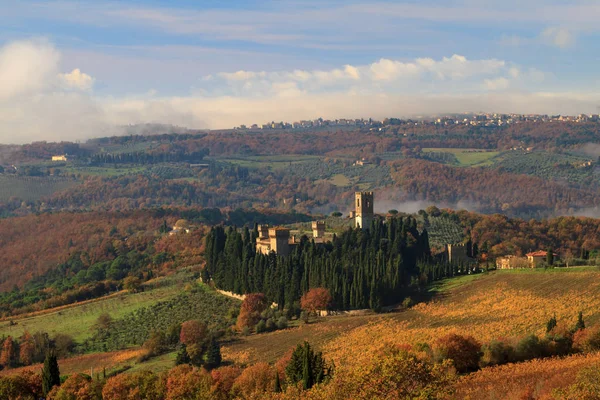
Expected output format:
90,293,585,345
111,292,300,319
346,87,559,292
480,339,514,367
514,334,547,361
434,333,482,373
277,316,288,330
232,362,274,398
573,327,600,353
255,320,267,334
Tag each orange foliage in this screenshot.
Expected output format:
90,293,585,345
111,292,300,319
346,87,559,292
165,365,212,400
300,288,332,316
179,320,207,346
232,362,275,399
211,365,242,399
47,373,101,400
102,370,166,400
236,293,268,331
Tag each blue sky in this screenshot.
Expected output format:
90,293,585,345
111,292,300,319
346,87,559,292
1,0,600,142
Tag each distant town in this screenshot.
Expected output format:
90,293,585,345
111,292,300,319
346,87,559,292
234,112,600,131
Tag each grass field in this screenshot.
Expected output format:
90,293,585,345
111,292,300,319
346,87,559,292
0,284,185,342
0,175,79,202
213,155,321,170
422,148,500,167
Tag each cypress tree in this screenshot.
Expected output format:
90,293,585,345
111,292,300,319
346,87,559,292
575,311,585,331
274,370,282,393
175,343,191,365
302,348,313,390
41,351,60,396
546,314,557,333
204,338,222,370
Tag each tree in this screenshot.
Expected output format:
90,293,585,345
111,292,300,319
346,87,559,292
285,341,332,389
42,351,61,396
0,337,16,368
575,311,586,332
175,344,191,366
52,333,75,358
47,373,101,400
204,338,222,370
300,288,332,321
123,276,143,293
102,370,165,400
434,333,482,373
236,293,269,331
546,314,558,333
179,320,207,346
94,313,113,331
19,332,35,366
232,362,274,398
274,370,282,393
165,365,212,400
547,248,554,266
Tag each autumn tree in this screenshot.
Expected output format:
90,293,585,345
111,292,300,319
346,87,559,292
165,365,212,400
42,351,61,396
179,320,208,365
232,362,275,398
102,371,165,400
210,366,242,400
434,333,482,373
0,336,16,368
236,293,269,331
300,288,332,322
18,332,35,366
47,373,102,400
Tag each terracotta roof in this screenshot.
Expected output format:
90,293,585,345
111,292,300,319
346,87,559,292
526,250,557,257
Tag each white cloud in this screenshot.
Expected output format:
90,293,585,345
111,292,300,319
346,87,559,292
541,27,575,48
0,39,60,100
484,77,510,91
58,68,95,91
0,39,596,144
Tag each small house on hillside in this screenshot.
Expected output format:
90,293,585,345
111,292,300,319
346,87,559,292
526,250,558,268
496,255,528,269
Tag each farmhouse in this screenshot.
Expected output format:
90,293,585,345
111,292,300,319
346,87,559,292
526,250,557,267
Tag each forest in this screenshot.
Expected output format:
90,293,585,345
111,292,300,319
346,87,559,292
204,217,466,311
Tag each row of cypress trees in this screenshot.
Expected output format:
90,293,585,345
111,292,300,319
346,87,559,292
204,217,459,310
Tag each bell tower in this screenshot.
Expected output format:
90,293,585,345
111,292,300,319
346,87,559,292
355,191,374,229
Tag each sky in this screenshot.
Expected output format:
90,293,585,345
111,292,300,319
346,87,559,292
2,0,600,143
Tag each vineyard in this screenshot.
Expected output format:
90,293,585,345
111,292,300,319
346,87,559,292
323,269,600,371
0,284,186,342
84,284,239,352
0,175,79,202
491,150,599,187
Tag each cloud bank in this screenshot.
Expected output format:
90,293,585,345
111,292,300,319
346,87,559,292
2,39,600,144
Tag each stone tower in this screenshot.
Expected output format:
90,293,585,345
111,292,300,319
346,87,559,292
355,191,374,229
312,221,325,238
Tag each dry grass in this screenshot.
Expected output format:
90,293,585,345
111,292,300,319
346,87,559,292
0,348,144,377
